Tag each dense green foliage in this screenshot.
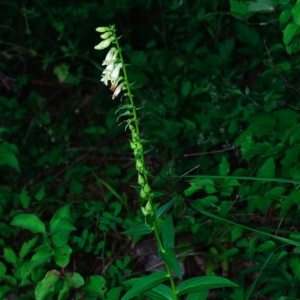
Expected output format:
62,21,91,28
1,0,300,299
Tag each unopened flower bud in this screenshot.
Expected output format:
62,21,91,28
140,189,147,199
136,159,144,172
138,173,145,186
145,201,152,212
141,206,148,216
101,32,112,39
143,184,151,194
130,141,136,150
96,27,110,33
94,37,114,50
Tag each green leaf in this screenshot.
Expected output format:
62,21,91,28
4,248,17,265
11,214,45,234
106,287,123,300
159,248,182,279
280,10,292,25
181,81,192,97
84,275,107,297
248,0,276,13
35,274,60,300
161,215,174,249
256,240,276,252
290,257,300,279
144,284,174,300
231,227,243,242
192,205,300,247
219,156,230,176
292,0,300,26
176,276,238,295
121,271,169,300
122,223,153,235
53,244,72,268
21,250,52,279
50,218,76,235
50,205,71,226
51,231,72,247
155,196,177,219
283,21,300,46
0,144,20,171
229,0,249,19
64,272,84,288
257,157,275,178
216,248,239,261
20,188,31,209
192,196,218,210
19,236,38,259
186,291,209,300
0,261,7,276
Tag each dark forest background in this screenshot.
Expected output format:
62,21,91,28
1,0,300,299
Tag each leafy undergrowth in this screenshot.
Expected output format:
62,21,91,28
1,0,300,299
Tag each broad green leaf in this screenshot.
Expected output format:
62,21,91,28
53,244,72,268
256,240,276,252
35,274,60,300
106,287,123,300
57,283,69,300
64,272,84,288
192,196,218,210
161,215,174,249
292,0,300,26
186,290,209,300
144,284,174,300
176,276,238,295
181,81,192,97
21,250,52,279
257,157,275,178
11,214,45,234
184,179,215,197
155,196,177,219
122,223,153,235
0,145,20,171
248,0,276,13
19,236,37,258
51,231,72,247
159,248,182,279
231,227,243,242
0,285,11,298
84,275,107,297
283,21,300,45
50,218,76,235
121,271,169,300
280,10,292,25
219,156,230,176
4,248,17,265
229,0,249,19
50,206,71,228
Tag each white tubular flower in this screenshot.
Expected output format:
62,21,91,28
110,76,123,91
110,63,123,83
94,37,114,50
102,47,117,65
96,27,109,32
112,83,124,99
100,32,112,39
101,74,109,86
102,61,115,75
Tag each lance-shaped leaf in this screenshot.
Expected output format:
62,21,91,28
122,223,153,235
176,276,238,296
121,271,169,300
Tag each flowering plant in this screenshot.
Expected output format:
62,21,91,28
94,25,238,300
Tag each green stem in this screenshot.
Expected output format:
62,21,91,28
113,29,178,300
